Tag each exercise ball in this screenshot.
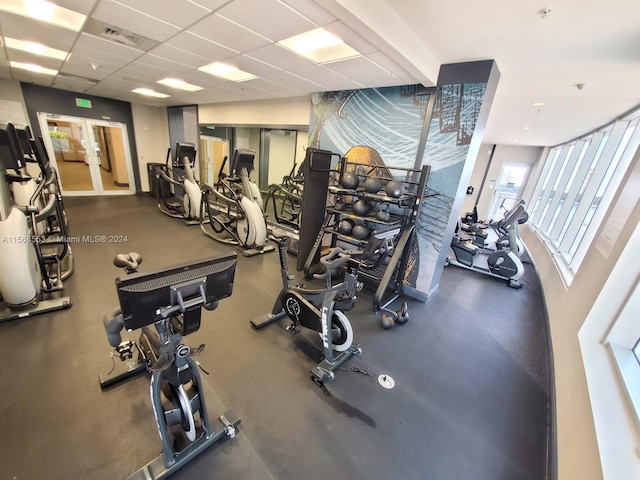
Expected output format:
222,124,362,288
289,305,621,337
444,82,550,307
352,199,369,216
385,180,403,198
341,172,359,190
364,176,382,193
351,224,370,240
337,218,355,236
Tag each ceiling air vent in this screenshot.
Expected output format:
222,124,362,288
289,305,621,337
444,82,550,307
103,27,139,47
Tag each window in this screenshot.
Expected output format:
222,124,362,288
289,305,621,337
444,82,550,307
528,112,640,284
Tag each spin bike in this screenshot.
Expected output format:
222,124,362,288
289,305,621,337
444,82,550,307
251,234,363,384
156,142,202,225
0,122,72,321
200,148,274,257
98,251,240,479
446,201,528,288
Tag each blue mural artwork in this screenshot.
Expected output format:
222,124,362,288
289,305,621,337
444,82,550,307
309,81,489,294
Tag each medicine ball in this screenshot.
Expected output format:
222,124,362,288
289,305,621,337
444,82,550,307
385,180,403,198
352,199,369,216
337,218,355,236
364,176,382,193
341,172,359,190
351,225,370,240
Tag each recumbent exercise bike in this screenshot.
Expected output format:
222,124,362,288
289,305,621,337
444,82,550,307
251,234,364,384
99,251,240,479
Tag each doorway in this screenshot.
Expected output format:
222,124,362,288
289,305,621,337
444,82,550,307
37,113,136,195
486,162,531,220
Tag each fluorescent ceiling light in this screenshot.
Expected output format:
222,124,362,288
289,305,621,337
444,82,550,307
198,62,257,82
0,0,86,31
157,78,203,92
132,88,170,99
278,28,361,64
532,102,545,106
4,37,67,60
10,61,57,75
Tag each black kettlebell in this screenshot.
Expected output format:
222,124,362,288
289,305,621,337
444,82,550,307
364,176,382,193
351,224,370,240
352,199,369,216
341,172,359,190
385,180,403,198
337,218,355,236
334,195,346,210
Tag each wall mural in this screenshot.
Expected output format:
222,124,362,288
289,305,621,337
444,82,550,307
309,79,489,295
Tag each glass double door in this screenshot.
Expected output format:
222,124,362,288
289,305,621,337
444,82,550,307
37,113,135,195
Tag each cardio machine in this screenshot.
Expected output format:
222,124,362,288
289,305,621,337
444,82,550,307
446,201,529,288
99,251,240,479
156,142,202,225
0,122,72,321
251,234,363,384
200,148,274,257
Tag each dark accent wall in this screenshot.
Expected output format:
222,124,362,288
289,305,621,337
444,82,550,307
20,83,141,191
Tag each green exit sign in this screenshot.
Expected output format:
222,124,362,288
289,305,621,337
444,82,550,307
75,98,92,108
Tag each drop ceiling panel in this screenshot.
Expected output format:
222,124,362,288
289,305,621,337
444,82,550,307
92,0,181,43
0,12,79,51
74,34,144,62
86,84,131,99
188,14,270,53
6,51,65,71
148,44,210,69
60,57,119,80
10,70,54,87
324,56,393,83
216,0,316,42
289,64,359,90
280,0,337,26
219,54,281,78
245,44,316,71
261,70,322,91
188,0,229,12
244,78,306,97
135,53,193,74
52,76,97,92
117,64,175,84
324,21,377,55
166,32,236,62
366,52,418,84
113,0,211,29
53,0,98,15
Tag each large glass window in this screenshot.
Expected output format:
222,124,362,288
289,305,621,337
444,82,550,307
528,112,640,283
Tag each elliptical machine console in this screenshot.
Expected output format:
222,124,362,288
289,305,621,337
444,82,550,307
99,252,240,479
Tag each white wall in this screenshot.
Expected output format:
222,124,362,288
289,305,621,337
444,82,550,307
462,144,543,219
520,147,640,480
268,130,297,185
199,96,310,127
130,103,170,192
0,79,29,125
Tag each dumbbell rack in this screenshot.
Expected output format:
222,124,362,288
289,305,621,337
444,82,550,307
303,160,431,312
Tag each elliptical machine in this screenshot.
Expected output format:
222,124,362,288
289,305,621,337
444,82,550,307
156,142,202,225
251,234,363,384
200,148,274,257
446,201,528,288
0,122,72,321
99,251,240,479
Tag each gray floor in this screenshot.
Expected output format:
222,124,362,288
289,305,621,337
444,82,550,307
0,195,550,480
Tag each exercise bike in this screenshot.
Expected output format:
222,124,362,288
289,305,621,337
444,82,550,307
0,122,72,321
156,142,202,225
446,201,528,288
98,251,240,479
200,148,274,257
251,234,363,384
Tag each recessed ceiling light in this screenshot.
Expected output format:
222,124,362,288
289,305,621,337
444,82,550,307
532,102,545,106
10,60,57,75
157,78,203,92
4,37,67,60
197,62,257,83
278,28,361,64
132,88,170,99
0,0,86,31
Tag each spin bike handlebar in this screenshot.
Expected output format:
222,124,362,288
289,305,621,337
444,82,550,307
314,247,350,280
